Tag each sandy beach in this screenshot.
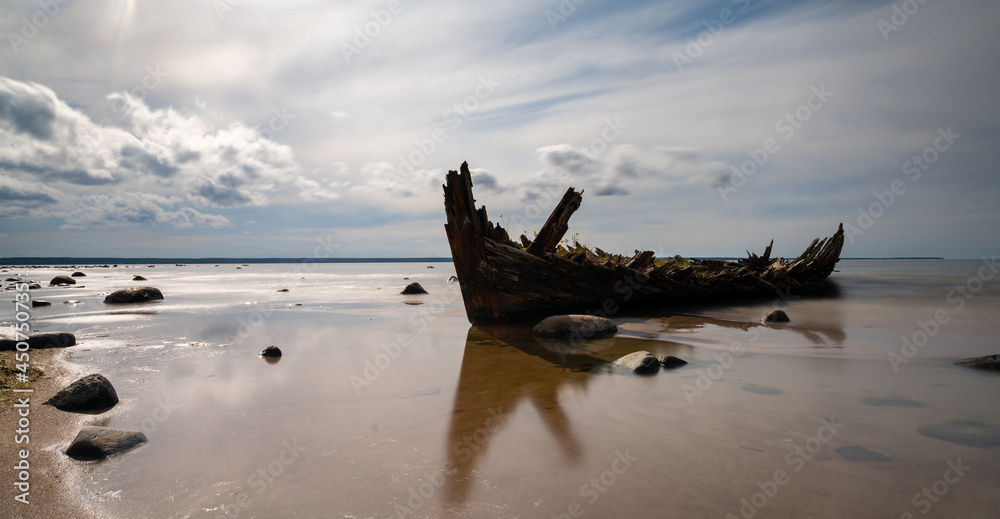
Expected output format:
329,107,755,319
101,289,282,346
0,348,93,519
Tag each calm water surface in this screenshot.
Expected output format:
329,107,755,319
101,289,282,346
4,259,999,518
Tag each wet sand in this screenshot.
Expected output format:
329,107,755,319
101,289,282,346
0,348,93,519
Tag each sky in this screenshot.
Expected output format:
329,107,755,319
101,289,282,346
0,0,997,259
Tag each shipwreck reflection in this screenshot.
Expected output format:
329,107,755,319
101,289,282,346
442,325,695,506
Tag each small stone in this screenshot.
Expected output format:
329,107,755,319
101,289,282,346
132,275,147,281
658,355,688,368
762,310,790,323
260,345,282,357
401,282,428,295
447,276,458,282
611,351,660,375
50,275,76,285
44,373,119,412
71,271,87,277
65,426,147,460
31,300,52,307
277,288,289,292
532,315,618,339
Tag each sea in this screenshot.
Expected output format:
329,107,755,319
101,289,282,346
2,258,999,518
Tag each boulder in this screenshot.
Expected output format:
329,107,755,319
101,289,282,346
532,315,618,340
612,351,660,375
44,373,119,412
762,310,790,323
65,426,147,460
132,275,147,281
0,332,76,351
658,355,688,368
401,282,428,295
260,345,282,357
954,354,1000,370
50,275,76,285
104,286,164,303
71,271,87,277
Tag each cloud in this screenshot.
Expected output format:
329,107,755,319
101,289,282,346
0,77,327,229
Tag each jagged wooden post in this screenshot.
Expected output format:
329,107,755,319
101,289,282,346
443,162,506,324
525,187,583,257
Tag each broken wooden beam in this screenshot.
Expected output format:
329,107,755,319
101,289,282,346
525,186,583,257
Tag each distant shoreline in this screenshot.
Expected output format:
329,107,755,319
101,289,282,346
1,256,946,266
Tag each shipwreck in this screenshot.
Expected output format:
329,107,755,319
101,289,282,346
443,162,844,325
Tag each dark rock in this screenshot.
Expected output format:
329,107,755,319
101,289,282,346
917,421,1000,448
4,277,17,282
834,445,891,462
611,351,660,375
71,271,86,277
65,426,147,460
426,265,435,268
104,286,164,303
44,373,118,412
132,275,147,281
532,315,618,339
658,355,688,368
31,300,51,307
447,276,458,282
28,283,40,289
762,310,790,323
277,288,289,292
0,332,76,351
954,354,1000,370
401,282,428,295
260,345,282,357
50,275,76,285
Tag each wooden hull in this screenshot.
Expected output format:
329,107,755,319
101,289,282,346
444,162,844,325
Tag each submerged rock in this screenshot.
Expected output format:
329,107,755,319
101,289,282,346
917,421,1000,449
835,445,891,462
50,275,76,285
954,354,1000,370
277,288,289,292
132,275,147,281
532,315,618,339
44,373,119,412
104,286,164,303
65,426,147,460
658,355,688,368
612,351,660,374
260,345,282,357
0,332,76,351
401,282,428,295
762,310,790,323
